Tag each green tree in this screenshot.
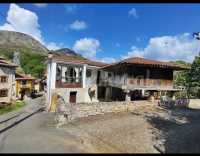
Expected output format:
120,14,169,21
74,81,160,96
20,52,46,78
0,48,47,78
188,54,200,98
172,60,190,87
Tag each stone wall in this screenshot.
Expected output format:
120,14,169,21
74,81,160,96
55,99,140,124
69,101,136,120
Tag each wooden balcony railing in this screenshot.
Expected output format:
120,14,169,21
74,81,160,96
56,77,82,88
20,84,30,88
99,77,174,89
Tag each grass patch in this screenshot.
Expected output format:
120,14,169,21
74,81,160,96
0,101,26,115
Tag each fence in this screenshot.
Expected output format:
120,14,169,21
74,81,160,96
158,98,190,109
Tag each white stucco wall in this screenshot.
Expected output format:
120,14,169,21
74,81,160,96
54,86,98,103
86,68,98,87
47,60,101,106
51,65,98,103
46,60,57,107
53,67,99,103
0,66,16,103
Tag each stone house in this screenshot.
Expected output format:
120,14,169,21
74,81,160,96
0,57,17,105
46,52,189,109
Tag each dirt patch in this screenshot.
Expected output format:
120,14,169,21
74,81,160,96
59,111,158,153
59,102,200,153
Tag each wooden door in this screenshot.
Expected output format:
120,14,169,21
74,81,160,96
70,92,77,103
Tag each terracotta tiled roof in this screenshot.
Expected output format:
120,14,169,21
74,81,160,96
50,53,108,67
0,58,18,68
15,73,35,80
102,57,190,70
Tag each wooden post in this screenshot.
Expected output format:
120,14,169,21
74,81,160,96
125,90,131,102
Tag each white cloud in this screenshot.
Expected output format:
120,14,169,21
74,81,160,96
0,23,15,31
0,4,64,51
70,20,87,30
46,42,64,50
73,38,100,58
97,57,117,63
122,46,144,59
0,3,43,43
128,8,139,19
122,33,200,62
33,3,48,8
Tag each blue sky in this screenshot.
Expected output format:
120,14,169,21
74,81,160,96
0,3,200,63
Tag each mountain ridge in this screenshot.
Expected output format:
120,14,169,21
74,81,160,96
0,30,81,57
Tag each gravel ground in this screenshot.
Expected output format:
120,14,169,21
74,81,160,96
1,99,200,153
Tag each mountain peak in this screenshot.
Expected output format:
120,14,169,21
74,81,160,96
0,30,48,54
53,48,83,58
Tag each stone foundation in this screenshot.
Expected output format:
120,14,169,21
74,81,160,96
69,102,136,120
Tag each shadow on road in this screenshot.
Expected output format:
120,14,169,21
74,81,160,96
146,107,200,153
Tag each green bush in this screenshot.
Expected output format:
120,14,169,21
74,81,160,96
0,101,26,115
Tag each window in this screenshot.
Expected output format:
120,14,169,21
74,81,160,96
21,80,27,85
108,73,112,78
86,69,92,77
56,65,62,81
0,89,8,97
0,76,8,83
69,91,77,103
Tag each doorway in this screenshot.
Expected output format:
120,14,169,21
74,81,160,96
69,91,77,103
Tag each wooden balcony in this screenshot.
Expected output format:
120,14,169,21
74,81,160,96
99,77,176,91
127,78,173,89
56,77,82,88
20,84,30,88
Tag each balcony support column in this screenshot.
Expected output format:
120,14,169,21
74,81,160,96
142,89,145,97
105,86,111,101
125,89,131,102
82,65,86,88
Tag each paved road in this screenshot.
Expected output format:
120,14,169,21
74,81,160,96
0,112,88,153
0,109,158,153
0,96,87,153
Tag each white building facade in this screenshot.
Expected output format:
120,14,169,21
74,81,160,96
46,53,107,109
